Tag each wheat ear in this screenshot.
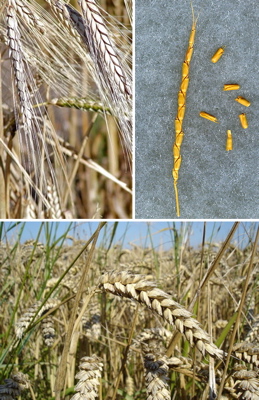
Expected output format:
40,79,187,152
70,355,103,400
45,0,89,46
232,367,259,400
98,271,223,358
233,342,259,368
144,354,171,400
50,97,112,115
77,0,131,97
172,8,197,217
46,180,62,219
15,299,60,339
8,0,45,33
6,4,33,136
0,372,29,400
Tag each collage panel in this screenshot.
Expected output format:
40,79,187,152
0,220,259,399
0,0,132,219
135,0,258,219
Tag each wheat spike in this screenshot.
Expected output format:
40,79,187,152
232,367,259,400
70,355,103,400
46,180,62,219
144,354,171,400
98,271,224,358
50,97,113,115
44,0,88,46
233,342,259,368
0,372,29,400
77,0,131,97
8,0,45,33
172,9,197,216
6,4,33,136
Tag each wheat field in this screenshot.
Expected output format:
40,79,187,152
0,0,132,219
0,221,258,400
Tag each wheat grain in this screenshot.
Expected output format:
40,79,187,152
98,270,224,358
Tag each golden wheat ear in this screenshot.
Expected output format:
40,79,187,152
99,270,224,359
172,6,197,217
70,355,103,400
143,353,171,400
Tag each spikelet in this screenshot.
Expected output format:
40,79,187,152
144,354,171,400
70,355,103,400
82,314,101,341
0,372,29,400
98,271,224,358
15,299,60,339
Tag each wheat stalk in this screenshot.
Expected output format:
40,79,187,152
98,270,224,358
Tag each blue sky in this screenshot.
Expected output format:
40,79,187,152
1,221,257,250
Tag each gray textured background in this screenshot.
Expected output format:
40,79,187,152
135,0,259,219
